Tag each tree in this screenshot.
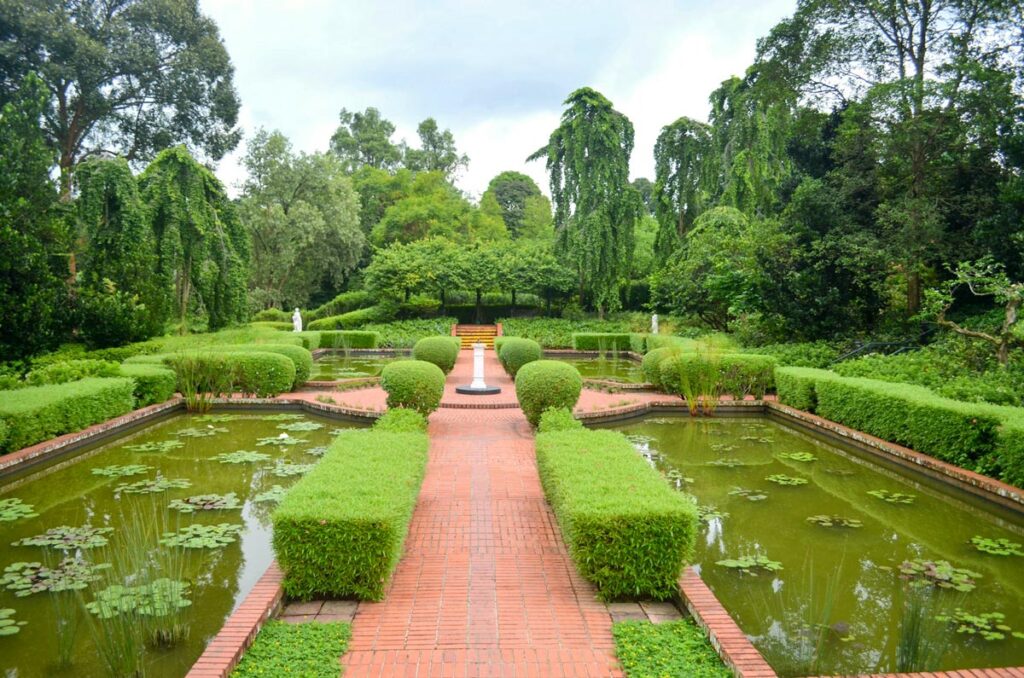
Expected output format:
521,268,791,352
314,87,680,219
140,146,249,332
362,237,469,307
632,177,655,214
239,130,365,309
403,118,469,179
0,73,71,359
329,107,403,172
350,167,414,234
482,171,544,237
528,87,641,315
371,171,494,246
499,241,574,314
1,0,241,194
653,117,714,261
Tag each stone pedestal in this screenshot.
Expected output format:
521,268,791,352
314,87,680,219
455,343,501,395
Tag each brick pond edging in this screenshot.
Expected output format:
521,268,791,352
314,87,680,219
185,562,285,678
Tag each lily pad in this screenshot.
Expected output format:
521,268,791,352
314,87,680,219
899,559,981,592
210,450,271,464
270,462,315,478
193,414,242,423
0,498,37,523
716,555,783,575
806,515,863,529
697,505,728,523
254,485,288,504
2,558,111,596
664,469,694,488
970,536,1024,557
824,468,856,477
708,458,749,468
168,493,242,513
0,608,27,636
174,426,228,438
91,464,152,478
160,523,244,549
766,474,808,486
87,578,191,618
778,452,817,463
12,524,114,550
115,477,192,495
304,446,329,457
867,489,916,504
728,487,768,501
124,439,184,453
710,443,737,453
935,608,1024,641
256,434,303,447
740,435,774,443
263,414,304,421
276,421,324,432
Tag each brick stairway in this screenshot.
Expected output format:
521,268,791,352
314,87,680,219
454,324,497,349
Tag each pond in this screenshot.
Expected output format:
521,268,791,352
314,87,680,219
548,354,646,383
609,415,1024,676
0,410,361,678
309,352,407,381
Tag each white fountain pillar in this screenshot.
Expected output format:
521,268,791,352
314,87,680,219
470,343,488,389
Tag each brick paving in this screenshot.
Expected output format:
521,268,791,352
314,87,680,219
340,349,623,677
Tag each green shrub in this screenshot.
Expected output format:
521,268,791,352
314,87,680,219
252,308,291,322
214,344,313,388
535,428,698,599
272,428,428,600
995,420,1024,488
362,318,458,348
613,620,731,678
373,408,428,433
117,364,176,406
497,337,542,376
381,360,446,415
307,306,387,331
746,341,842,368
515,360,583,426
773,366,835,412
499,317,632,349
26,359,120,385
412,336,461,373
249,321,293,331
317,330,380,349
230,620,350,678
659,353,776,399
572,333,632,351
646,335,698,351
629,333,648,354
641,347,683,388
308,290,374,321
163,351,296,398
0,420,7,449
537,408,583,433
293,331,321,350
0,377,136,453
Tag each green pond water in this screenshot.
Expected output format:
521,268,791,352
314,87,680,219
609,415,1024,676
549,355,645,383
0,410,360,678
309,352,407,380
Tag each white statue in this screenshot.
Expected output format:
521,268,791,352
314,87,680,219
292,307,302,332
651,313,659,334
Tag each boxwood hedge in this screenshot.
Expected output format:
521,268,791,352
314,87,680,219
535,427,697,599
0,377,136,453
272,425,428,600
572,333,632,351
497,337,542,376
412,336,461,373
306,306,384,331
515,360,583,426
25,359,120,385
381,360,446,415
158,351,296,397
117,364,176,406
773,366,835,412
640,347,682,388
215,344,313,388
317,331,380,349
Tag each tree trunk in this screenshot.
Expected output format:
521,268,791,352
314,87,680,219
510,289,517,318
997,341,1009,367
440,289,446,315
907,270,921,316
404,287,411,302
475,289,483,324
546,289,552,315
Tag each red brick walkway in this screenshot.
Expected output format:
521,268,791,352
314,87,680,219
341,350,622,677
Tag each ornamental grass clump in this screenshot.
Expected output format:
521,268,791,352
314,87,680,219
515,360,583,427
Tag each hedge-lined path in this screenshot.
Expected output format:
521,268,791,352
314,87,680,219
339,351,623,677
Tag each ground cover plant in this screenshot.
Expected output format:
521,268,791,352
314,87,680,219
613,619,732,678
230,620,351,678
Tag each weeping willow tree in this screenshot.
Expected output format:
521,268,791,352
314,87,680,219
140,146,250,333
652,117,715,262
528,87,641,315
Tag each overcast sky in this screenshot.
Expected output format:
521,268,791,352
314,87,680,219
200,0,797,199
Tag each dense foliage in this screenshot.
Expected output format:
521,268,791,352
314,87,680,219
412,336,461,374
380,360,446,415
230,621,350,678
514,360,583,426
613,619,732,678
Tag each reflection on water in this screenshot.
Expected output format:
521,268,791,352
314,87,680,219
310,353,406,380
550,356,645,383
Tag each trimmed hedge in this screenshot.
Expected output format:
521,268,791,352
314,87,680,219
629,333,648,354
26,359,120,385
252,308,291,322
572,333,632,351
646,335,699,351
381,360,446,415
308,290,374,321
117,364,176,406
373,408,428,433
537,408,584,433
249,321,293,331
412,336,461,374
272,426,428,600
536,427,698,599
159,351,296,397
659,353,776,399
641,347,682,388
215,344,313,388
0,377,136,453
497,337,542,376
317,330,380,349
996,420,1024,488
515,360,583,427
773,366,834,412
307,306,385,331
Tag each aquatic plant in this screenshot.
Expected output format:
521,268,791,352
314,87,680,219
12,524,114,550
264,413,304,421
167,492,242,513
271,461,315,477
0,498,37,522
898,560,981,592
806,515,863,529
160,523,244,549
277,421,324,432
2,558,111,596
49,585,81,668
254,485,288,504
708,458,749,468
124,439,184,453
256,434,303,446
87,578,192,618
696,505,728,523
894,586,949,672
867,490,916,504
174,425,229,438
766,474,808,486
193,414,242,422
970,536,1023,556
664,469,694,488
728,487,768,501
823,468,856,477
305,445,329,457
779,452,817,462
741,435,774,443
710,443,737,452
115,477,191,494
935,609,1024,640
0,608,27,636
91,464,152,477
716,555,783,575
210,450,270,464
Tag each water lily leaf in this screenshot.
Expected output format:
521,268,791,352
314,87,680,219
254,485,288,504
87,578,191,618
91,464,152,478
115,477,191,495
1,558,111,596
168,493,242,513
0,498,37,523
270,462,315,477
124,439,184,453
716,554,783,575
210,450,271,464
970,536,1024,557
276,421,324,432
778,452,817,463
766,474,808,486
12,524,113,550
160,523,244,549
867,489,916,504
806,514,862,528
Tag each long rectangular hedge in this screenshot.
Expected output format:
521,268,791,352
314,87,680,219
0,377,136,453
571,333,632,351
272,428,428,600
535,427,697,600
316,330,380,349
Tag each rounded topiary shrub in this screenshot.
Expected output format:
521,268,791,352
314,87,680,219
373,408,428,433
412,336,461,374
515,360,583,427
498,337,542,376
641,347,683,389
381,360,446,415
